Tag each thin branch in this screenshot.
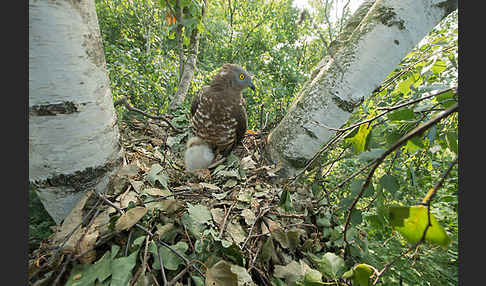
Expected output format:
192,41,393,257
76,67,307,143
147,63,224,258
92,191,205,280
114,96,182,133
316,87,455,132
219,200,237,238
285,126,358,190
157,243,168,285
341,104,458,254
329,103,458,194
421,156,458,206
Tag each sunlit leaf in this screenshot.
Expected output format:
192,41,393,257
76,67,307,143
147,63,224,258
387,108,415,121
388,205,451,248
346,123,372,154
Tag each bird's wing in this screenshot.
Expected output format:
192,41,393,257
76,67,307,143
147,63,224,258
234,98,248,145
191,86,208,116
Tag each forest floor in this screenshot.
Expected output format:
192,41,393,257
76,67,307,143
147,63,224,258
28,116,350,286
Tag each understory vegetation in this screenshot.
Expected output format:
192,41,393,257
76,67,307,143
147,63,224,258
28,0,458,285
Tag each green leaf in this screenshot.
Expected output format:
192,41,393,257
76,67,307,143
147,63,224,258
427,125,437,145
191,276,205,286
379,175,399,195
260,237,276,264
350,180,374,198
92,251,112,283
146,164,168,188
186,203,212,225
303,267,323,283
395,77,413,95
346,123,372,154
279,189,292,211
66,249,115,286
350,210,363,226
111,249,139,286
431,60,447,74
181,212,207,239
313,252,345,279
357,148,385,162
388,205,451,248
221,242,245,266
352,264,375,286
408,164,417,186
436,89,456,108
65,264,97,286
387,108,415,121
111,245,120,259
157,241,188,270
445,132,458,154
274,260,315,285
406,134,425,152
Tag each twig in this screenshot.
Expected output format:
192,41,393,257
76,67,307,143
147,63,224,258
125,229,134,256
330,103,458,195
114,96,182,133
92,191,205,279
285,126,357,190
322,146,348,178
219,201,237,238
251,223,318,238
157,243,168,285
242,207,271,250
315,87,455,133
52,254,72,286
142,235,150,276
167,264,191,286
342,104,458,255
421,156,458,206
183,224,195,252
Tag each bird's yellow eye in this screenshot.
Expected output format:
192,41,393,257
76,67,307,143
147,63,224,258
239,74,245,80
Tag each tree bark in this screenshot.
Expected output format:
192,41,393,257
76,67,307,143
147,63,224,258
265,0,457,178
29,0,123,224
168,1,207,111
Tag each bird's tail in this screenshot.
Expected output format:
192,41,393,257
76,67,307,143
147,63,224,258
184,137,215,171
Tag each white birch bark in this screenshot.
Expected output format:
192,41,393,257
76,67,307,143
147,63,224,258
29,0,122,224
265,0,457,178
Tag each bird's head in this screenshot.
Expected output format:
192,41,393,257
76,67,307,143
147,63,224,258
219,64,255,91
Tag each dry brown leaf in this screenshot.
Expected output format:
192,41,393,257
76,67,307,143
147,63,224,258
240,156,256,170
90,209,111,236
226,220,247,244
263,217,281,232
78,228,99,264
115,207,148,232
211,208,225,225
117,163,140,178
188,183,204,192
159,199,185,214
144,187,171,197
191,168,211,180
129,180,144,193
200,183,221,192
241,209,257,226
53,191,91,247
120,190,139,209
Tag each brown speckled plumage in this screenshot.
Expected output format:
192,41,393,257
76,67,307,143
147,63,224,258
190,64,254,155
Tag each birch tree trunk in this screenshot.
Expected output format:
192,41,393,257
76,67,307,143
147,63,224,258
168,1,207,111
29,0,123,224
169,25,203,111
265,0,457,178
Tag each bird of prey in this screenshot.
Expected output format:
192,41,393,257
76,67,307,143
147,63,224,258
184,64,255,171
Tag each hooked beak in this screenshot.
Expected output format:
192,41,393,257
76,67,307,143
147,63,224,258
249,80,255,91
